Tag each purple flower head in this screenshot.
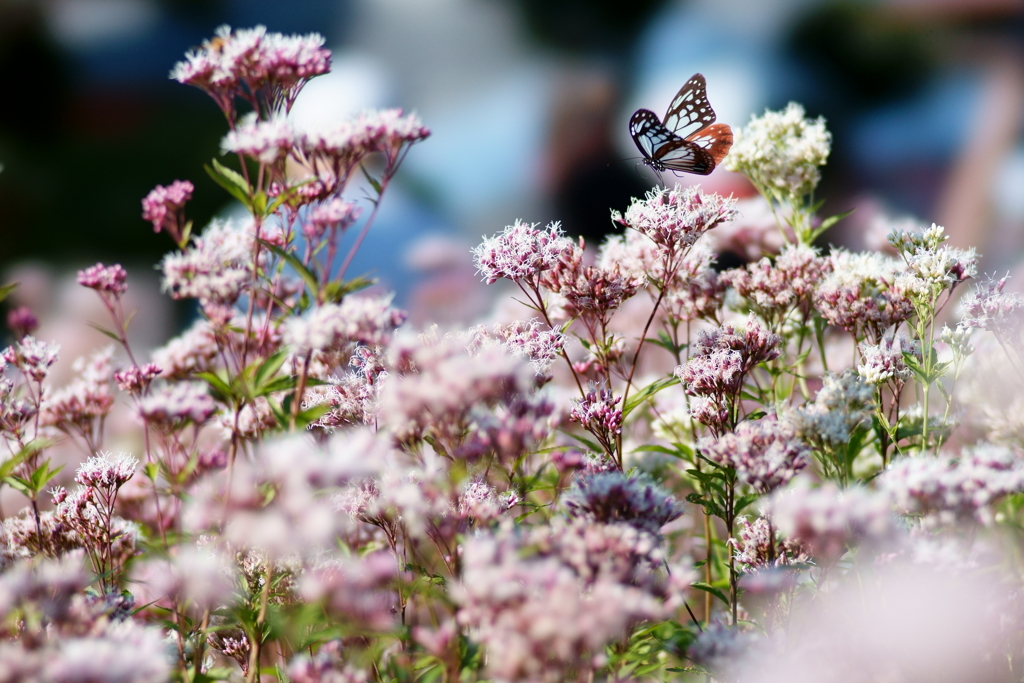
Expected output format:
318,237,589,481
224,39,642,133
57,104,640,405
137,382,216,428
563,470,684,534
722,244,828,322
170,25,331,117
3,336,59,382
699,414,810,493
879,443,1024,527
114,363,162,395
6,306,38,339
960,275,1024,353
768,478,893,562
75,451,138,489
303,198,362,241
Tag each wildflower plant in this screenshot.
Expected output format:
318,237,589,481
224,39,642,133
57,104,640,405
0,24,1023,683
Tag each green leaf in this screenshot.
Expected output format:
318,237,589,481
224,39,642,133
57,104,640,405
6,460,64,496
633,443,692,460
0,282,18,304
361,165,383,195
257,376,299,397
205,159,253,208
253,350,288,391
322,275,377,303
735,493,761,515
691,581,730,606
86,321,123,343
561,430,602,453
623,375,680,417
811,207,854,241
261,240,319,298
0,440,45,480
196,371,233,402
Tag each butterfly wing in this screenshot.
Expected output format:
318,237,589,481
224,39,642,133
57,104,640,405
656,138,716,175
663,73,717,139
629,109,676,160
685,122,733,167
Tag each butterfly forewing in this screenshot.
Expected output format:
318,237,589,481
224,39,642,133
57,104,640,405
629,109,676,158
663,73,717,138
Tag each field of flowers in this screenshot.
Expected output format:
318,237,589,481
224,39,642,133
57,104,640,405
1,24,1023,683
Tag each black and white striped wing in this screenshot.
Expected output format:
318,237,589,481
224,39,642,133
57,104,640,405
663,73,718,138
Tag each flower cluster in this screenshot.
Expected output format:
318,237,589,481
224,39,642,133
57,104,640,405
5,23,1024,683
141,180,193,242
724,102,831,200
473,219,575,286
699,415,809,493
563,470,685,534
879,444,1024,526
171,24,331,116
611,184,738,256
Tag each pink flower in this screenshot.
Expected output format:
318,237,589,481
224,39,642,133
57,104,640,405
611,184,737,255
75,451,138,489
77,263,128,297
699,415,810,493
114,363,162,394
3,336,59,382
6,306,38,339
141,180,193,238
137,382,216,428
473,220,576,286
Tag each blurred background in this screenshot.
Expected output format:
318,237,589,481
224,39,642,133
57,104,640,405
0,0,1022,343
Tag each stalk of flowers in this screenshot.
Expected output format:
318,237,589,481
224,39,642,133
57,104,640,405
170,25,331,122
142,179,194,248
857,333,922,464
607,186,737,399
723,102,833,245
691,413,807,625
789,370,874,486
0,335,62,543
887,223,977,451
675,317,781,437
52,452,140,593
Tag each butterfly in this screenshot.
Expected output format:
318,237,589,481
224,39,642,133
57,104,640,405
629,73,733,179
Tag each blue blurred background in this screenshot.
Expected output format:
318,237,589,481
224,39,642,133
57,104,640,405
1,0,1022,329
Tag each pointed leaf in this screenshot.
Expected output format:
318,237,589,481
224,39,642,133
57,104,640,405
624,375,679,417
0,282,18,304
205,159,253,207
261,240,319,296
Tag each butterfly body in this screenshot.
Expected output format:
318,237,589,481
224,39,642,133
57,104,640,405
629,74,732,178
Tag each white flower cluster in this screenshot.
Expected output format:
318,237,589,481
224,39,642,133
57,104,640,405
724,102,831,199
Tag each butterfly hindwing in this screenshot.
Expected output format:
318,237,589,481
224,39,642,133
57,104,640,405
685,122,733,166
656,138,714,175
